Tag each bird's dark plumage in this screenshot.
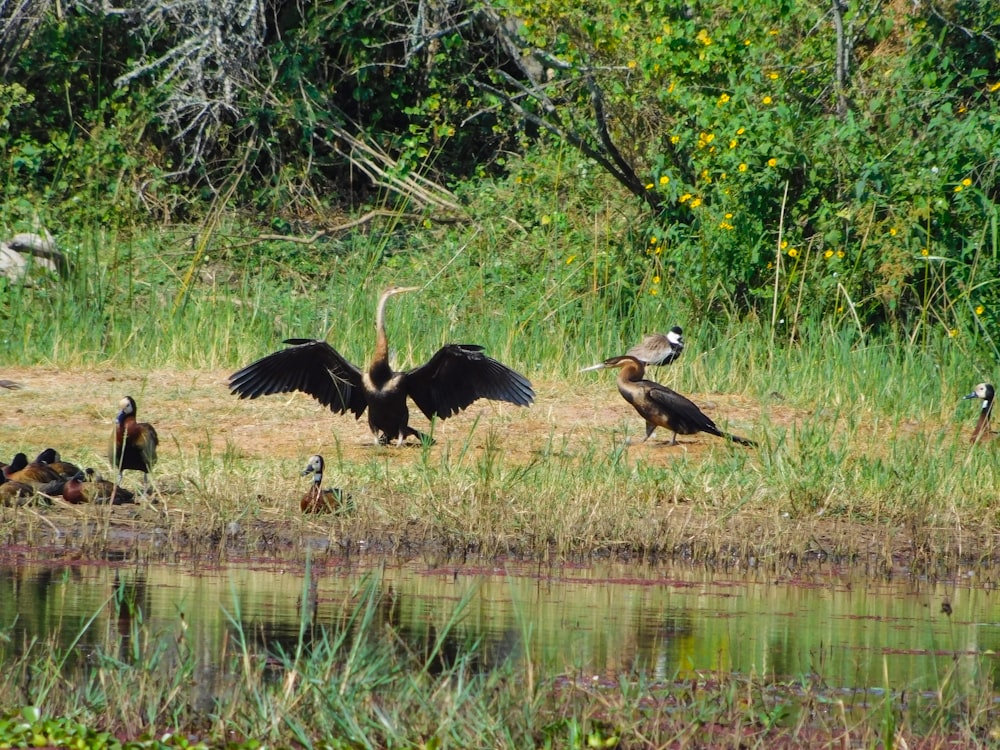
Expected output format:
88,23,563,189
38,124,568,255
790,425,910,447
34,448,81,479
109,396,158,486
963,382,995,444
587,355,755,447
4,452,62,486
229,286,535,445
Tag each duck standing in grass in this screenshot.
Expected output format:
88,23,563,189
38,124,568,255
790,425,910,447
583,355,756,447
963,383,995,443
229,285,535,446
109,396,158,488
300,454,352,514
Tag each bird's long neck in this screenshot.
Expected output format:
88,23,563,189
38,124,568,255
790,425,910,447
616,358,646,384
973,398,994,442
369,290,394,383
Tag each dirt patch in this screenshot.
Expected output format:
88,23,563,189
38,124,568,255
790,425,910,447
0,365,780,472
0,365,965,573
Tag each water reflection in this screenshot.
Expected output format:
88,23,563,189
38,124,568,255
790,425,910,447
0,558,997,696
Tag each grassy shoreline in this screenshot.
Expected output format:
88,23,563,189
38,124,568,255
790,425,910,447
1,358,997,572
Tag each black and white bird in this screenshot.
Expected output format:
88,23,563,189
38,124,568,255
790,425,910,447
586,325,684,371
963,382,995,444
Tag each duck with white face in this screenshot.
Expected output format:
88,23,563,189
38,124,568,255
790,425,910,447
299,454,351,513
964,382,995,444
108,396,158,488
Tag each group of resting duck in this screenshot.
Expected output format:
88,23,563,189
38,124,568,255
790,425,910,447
3,286,995,510
0,396,154,506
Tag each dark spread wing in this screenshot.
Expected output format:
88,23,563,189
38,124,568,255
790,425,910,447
402,344,535,420
228,339,367,417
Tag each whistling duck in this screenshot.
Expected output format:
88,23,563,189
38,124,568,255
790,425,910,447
108,396,158,487
300,454,352,513
62,470,135,505
964,383,995,443
583,355,756,446
229,285,535,446
34,448,81,479
4,452,62,486
0,475,36,506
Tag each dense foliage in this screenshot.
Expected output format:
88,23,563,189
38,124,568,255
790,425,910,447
1,0,998,335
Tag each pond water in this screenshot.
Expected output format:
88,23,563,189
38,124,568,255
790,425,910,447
1,554,998,699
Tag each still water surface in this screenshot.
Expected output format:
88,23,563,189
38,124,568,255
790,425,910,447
1,556,998,695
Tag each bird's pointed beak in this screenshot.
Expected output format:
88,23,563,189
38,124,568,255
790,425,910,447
963,392,978,400
301,468,313,476
579,362,607,372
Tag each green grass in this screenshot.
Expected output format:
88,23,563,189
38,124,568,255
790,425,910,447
2,199,999,568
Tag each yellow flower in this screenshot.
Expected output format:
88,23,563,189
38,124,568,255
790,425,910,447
729,139,738,149
949,328,958,338
645,183,654,190
889,227,897,236
837,250,845,258
627,60,637,69
954,184,964,193
921,248,929,256
736,127,745,135
697,132,715,148
541,215,551,225
659,175,669,185
990,82,1000,93
768,29,779,35
767,158,777,167
700,169,711,183
566,255,575,264
724,212,733,219
768,71,779,80
762,95,773,105
650,288,659,295
653,275,661,284
696,29,712,45
738,163,748,172
689,197,702,208
649,236,657,244
670,134,680,144
824,249,834,258
962,178,972,186
780,240,788,249
744,39,752,46
679,193,692,203
788,248,798,258
976,305,985,315
717,93,730,105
